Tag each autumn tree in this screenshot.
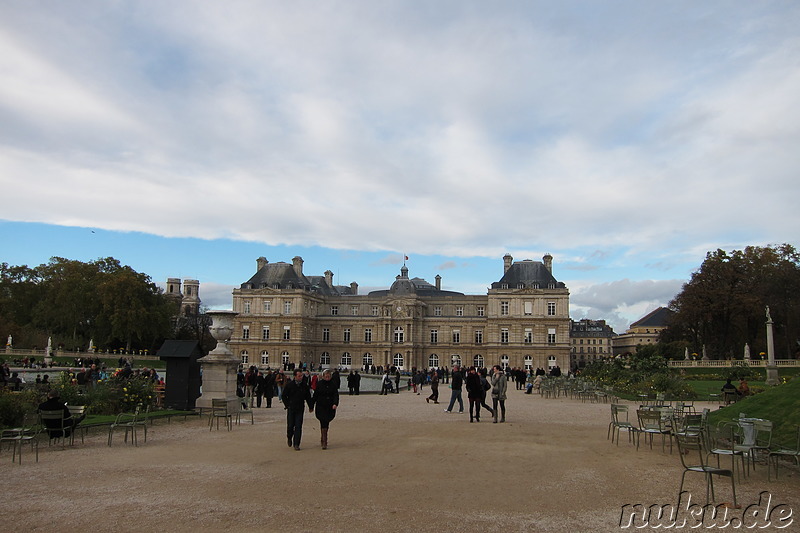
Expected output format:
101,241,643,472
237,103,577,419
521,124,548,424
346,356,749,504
666,244,800,359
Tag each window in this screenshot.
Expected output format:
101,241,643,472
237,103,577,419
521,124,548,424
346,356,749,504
548,355,557,368
320,352,331,365
430,329,438,344
283,300,291,314
394,327,404,343
547,302,556,316
434,306,442,317
243,301,251,314
240,351,248,365
500,301,509,316
341,352,352,367
364,328,372,343
452,330,460,344
524,328,533,344
393,353,404,368
263,300,272,313
500,328,509,344
477,306,485,317
330,305,338,316
501,283,508,289
455,306,463,317
474,329,483,344
363,353,373,367
524,355,533,370
283,326,291,340
242,325,250,340
282,351,290,365
524,301,533,315
322,328,330,342
500,355,509,369
371,305,379,316
261,351,269,365
547,327,556,344
351,305,358,316
473,354,484,368
429,353,439,369
262,326,270,341
343,328,351,343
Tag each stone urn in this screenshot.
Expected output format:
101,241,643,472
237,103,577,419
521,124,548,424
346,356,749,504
197,310,239,408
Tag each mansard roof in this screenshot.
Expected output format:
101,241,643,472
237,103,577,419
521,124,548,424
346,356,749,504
242,262,311,290
491,259,565,289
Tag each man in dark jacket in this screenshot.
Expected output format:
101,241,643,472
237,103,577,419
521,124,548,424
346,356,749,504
444,365,464,413
38,390,85,438
282,369,313,450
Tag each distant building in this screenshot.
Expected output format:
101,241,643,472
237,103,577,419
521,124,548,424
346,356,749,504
612,306,673,356
569,318,616,369
228,254,571,372
165,278,201,316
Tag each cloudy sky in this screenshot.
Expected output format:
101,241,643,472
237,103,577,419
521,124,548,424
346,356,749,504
1,1,798,333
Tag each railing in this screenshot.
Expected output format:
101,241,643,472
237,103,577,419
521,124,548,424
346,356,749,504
667,359,800,368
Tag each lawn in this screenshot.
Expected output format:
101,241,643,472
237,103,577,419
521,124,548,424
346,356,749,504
705,377,800,447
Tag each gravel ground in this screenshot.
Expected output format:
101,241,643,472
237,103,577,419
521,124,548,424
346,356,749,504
2,388,797,532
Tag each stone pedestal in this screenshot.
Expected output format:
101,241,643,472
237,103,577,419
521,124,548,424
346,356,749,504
196,310,240,409
765,310,780,386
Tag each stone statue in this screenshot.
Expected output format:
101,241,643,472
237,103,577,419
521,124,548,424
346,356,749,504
6,335,10,347
766,305,772,322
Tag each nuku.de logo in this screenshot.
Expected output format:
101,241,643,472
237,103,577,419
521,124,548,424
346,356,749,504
619,491,793,529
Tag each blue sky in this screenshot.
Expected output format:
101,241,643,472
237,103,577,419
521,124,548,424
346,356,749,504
1,2,798,334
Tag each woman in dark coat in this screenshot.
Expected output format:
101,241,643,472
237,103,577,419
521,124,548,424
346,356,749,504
311,369,339,449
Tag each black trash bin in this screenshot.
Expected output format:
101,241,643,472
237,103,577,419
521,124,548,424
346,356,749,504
157,340,203,410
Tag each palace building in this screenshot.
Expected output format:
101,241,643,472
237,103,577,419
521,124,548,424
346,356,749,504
228,254,570,372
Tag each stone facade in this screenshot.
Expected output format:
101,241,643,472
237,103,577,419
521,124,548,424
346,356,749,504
612,306,672,356
229,254,570,372
569,318,616,369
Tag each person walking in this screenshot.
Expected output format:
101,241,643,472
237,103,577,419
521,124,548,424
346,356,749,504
491,365,508,423
478,368,495,418
311,369,339,449
282,369,313,450
444,365,464,413
465,367,484,422
426,371,439,404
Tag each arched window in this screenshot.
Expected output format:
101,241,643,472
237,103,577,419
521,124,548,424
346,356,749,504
320,352,331,366
548,355,557,369
261,351,269,366
240,350,249,365
524,355,533,370
500,355,509,369
341,352,352,367
362,352,373,367
393,353,404,369
428,353,439,369
281,351,290,365
473,354,484,369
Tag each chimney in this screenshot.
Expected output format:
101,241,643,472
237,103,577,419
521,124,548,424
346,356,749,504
543,253,553,273
324,270,334,287
435,274,441,290
503,253,513,273
350,282,358,295
292,256,304,277
256,257,268,271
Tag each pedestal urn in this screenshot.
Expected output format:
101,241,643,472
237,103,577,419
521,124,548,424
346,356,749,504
197,310,240,409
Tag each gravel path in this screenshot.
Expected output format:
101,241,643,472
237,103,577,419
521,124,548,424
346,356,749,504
2,388,797,532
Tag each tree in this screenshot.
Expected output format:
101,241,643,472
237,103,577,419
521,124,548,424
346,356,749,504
666,244,800,359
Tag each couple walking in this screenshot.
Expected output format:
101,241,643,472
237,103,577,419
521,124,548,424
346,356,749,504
444,365,507,423
282,368,339,450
